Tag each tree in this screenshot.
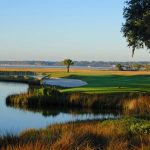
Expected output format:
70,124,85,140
63,59,74,73
116,64,123,71
122,0,150,56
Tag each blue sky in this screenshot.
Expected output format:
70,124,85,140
0,0,149,61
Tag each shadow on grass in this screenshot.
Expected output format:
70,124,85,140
64,74,150,93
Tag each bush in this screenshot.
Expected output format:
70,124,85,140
130,123,150,135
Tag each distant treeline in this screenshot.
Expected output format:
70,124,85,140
0,61,150,67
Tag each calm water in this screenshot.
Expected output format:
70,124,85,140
0,82,119,135
0,65,112,70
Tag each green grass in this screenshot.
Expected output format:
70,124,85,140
51,74,150,93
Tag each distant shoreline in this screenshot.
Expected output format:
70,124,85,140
0,65,112,70
0,76,40,85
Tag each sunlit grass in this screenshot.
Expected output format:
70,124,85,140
60,74,150,93
1,68,150,93
1,117,150,150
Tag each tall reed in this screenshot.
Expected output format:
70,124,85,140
1,118,150,150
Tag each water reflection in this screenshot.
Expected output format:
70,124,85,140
0,82,120,135
6,104,120,117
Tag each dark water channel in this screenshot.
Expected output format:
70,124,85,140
0,82,119,135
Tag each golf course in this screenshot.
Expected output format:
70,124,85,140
0,68,150,150
0,0,150,149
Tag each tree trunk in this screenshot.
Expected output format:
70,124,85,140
67,65,69,73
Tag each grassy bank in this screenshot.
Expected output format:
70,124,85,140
0,76,40,85
5,70,150,112
6,86,150,115
0,117,150,150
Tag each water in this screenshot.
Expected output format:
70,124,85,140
0,82,119,135
0,65,112,70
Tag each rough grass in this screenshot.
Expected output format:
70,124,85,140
1,117,150,150
0,68,150,75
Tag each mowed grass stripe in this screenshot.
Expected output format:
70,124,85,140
59,74,150,93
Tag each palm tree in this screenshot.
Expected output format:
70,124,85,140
63,59,74,73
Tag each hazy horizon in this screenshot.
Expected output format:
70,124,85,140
0,0,150,61
0,59,149,62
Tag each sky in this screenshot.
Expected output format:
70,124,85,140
0,0,149,61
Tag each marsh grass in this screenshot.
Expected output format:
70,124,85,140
6,88,148,112
0,76,40,85
1,118,150,150
123,96,150,115
0,68,150,75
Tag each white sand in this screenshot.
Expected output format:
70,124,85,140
42,78,87,87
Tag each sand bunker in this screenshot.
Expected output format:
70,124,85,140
42,78,87,87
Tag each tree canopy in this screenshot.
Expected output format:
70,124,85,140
122,0,150,56
63,59,74,73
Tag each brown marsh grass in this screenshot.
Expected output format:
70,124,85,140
1,118,150,150
0,67,150,75
123,95,150,115
7,91,148,112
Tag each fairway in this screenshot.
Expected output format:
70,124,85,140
0,68,150,93
60,74,150,93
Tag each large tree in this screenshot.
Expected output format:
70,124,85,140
63,59,74,73
122,0,150,56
